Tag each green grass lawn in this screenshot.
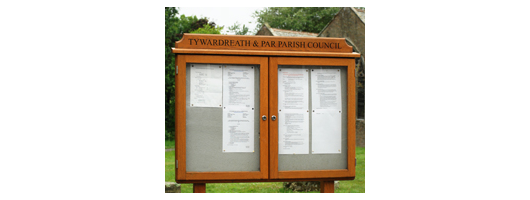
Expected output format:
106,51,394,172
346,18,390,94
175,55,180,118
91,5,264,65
165,142,365,193
165,150,176,184
165,140,175,150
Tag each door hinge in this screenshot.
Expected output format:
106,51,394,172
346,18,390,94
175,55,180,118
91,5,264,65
176,65,178,75
176,160,178,169
355,158,357,166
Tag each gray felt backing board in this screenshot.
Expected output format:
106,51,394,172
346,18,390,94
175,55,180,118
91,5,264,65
185,63,261,172
277,65,349,171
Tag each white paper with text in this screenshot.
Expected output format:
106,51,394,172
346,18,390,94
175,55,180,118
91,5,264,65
222,65,255,153
190,64,223,107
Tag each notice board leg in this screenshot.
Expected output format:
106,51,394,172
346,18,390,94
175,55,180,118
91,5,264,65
193,183,206,193
320,181,334,193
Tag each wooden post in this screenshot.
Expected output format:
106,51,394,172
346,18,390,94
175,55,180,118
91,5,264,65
193,183,206,193
320,181,334,193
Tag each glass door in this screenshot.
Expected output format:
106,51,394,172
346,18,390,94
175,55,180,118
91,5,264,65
269,57,356,180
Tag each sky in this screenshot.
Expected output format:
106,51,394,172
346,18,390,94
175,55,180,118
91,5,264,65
178,7,265,35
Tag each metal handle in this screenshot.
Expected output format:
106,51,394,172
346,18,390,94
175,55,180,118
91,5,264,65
271,115,277,121
262,115,267,121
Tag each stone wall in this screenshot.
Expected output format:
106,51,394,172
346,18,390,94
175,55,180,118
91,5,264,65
284,181,340,192
319,8,365,58
165,182,181,193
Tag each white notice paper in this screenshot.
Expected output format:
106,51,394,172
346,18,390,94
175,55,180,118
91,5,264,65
312,110,341,154
190,64,223,107
278,111,309,154
311,69,341,110
278,68,310,154
223,66,255,109
278,68,309,110
222,109,254,152
311,68,342,154
222,65,255,153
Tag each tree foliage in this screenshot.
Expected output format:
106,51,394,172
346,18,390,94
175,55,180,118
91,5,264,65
175,14,199,37
191,24,224,34
227,22,249,35
253,7,341,33
165,7,179,141
165,7,223,141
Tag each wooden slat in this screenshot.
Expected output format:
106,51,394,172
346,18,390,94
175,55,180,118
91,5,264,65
347,59,357,176
278,170,352,179
172,48,360,58
186,171,264,180
176,177,354,184
268,58,279,179
174,55,178,182
274,57,353,66
259,57,269,179
176,55,187,181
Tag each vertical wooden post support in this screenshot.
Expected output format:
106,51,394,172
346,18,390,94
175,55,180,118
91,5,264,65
193,183,206,193
320,181,334,193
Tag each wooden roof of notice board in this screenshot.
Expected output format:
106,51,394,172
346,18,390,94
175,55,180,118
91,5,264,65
172,34,360,58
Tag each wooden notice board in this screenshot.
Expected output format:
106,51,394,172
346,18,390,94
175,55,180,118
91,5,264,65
173,34,360,186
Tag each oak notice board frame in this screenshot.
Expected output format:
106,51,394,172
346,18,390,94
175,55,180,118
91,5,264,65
173,34,360,184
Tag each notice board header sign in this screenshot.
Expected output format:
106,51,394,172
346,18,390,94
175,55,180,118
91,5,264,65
175,34,353,53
